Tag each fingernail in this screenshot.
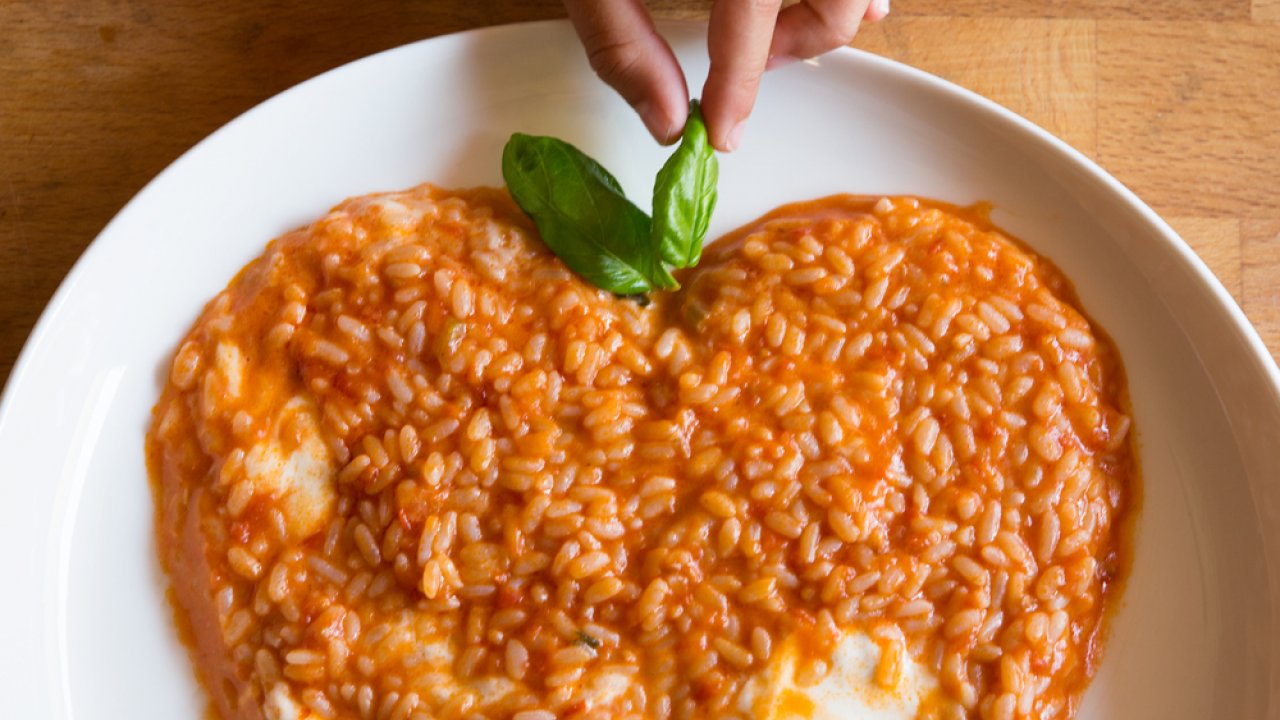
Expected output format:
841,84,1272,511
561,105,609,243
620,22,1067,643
724,121,746,152
636,100,679,144
873,0,890,17
766,54,798,71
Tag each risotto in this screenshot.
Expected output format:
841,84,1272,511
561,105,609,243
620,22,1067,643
149,185,1134,720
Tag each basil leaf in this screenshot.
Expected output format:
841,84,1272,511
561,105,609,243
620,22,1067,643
651,101,719,268
502,133,677,295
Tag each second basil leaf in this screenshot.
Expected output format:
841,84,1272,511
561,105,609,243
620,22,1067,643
651,101,719,269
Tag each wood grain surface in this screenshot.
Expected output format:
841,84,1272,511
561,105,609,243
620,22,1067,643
2,0,1278,386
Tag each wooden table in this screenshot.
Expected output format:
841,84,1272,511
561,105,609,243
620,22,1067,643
2,0,1278,387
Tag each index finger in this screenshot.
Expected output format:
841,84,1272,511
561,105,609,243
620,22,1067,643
701,0,785,152
565,0,690,144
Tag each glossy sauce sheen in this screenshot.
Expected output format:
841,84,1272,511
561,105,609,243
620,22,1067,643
149,187,1135,720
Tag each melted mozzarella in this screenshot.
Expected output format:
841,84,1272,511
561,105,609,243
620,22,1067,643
744,628,939,720
242,396,335,539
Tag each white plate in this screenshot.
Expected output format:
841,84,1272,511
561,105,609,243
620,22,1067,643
2,19,1278,719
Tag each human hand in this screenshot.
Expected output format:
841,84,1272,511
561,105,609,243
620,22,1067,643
564,0,889,152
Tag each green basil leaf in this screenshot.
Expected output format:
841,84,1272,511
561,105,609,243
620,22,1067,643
651,101,719,268
502,133,677,295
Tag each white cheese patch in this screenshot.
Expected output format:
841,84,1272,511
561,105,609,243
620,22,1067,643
243,396,335,539
743,627,939,720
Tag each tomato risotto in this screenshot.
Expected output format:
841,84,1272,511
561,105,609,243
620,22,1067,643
149,186,1133,720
